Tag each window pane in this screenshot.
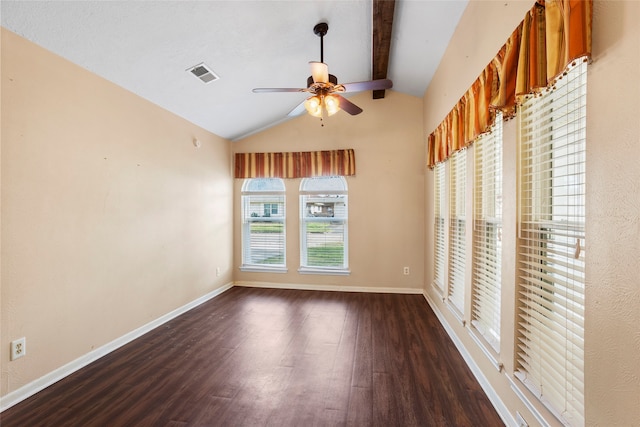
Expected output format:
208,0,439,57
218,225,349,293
300,177,348,271
300,176,347,192
304,221,345,267
243,178,285,192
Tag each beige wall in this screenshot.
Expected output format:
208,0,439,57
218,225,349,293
233,91,425,291
423,1,640,426
1,29,233,397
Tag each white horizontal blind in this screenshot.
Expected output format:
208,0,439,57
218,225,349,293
300,177,348,270
433,163,446,292
472,113,503,353
241,178,286,267
448,150,466,313
516,60,587,427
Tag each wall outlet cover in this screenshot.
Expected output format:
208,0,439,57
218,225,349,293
11,337,26,361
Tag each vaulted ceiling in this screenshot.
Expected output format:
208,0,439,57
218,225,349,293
1,0,468,141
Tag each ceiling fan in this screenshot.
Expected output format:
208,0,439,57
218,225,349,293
252,22,393,121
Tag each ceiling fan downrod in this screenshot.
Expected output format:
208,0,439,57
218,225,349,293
308,22,337,88
313,22,328,63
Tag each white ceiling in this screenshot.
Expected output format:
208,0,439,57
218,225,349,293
1,0,468,141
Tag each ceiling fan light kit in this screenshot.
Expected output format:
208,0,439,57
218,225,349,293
252,22,393,124
305,93,340,118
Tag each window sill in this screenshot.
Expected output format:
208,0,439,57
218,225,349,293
467,325,503,372
298,267,351,276
240,265,288,274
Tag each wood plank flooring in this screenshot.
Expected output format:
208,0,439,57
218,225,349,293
1,287,504,426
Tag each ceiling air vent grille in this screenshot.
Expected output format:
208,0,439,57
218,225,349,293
187,63,219,84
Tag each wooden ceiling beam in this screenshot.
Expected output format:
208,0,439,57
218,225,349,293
372,0,396,99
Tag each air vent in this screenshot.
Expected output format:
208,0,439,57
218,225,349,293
187,63,219,83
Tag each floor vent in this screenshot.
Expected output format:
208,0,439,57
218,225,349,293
187,63,219,83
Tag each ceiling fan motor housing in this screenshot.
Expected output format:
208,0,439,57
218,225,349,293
307,74,338,88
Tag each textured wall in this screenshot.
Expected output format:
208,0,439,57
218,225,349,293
423,0,640,425
585,0,640,424
1,29,233,397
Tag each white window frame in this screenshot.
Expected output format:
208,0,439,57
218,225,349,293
515,60,587,427
240,178,287,273
299,176,349,275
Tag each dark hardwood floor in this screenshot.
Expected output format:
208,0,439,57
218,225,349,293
1,287,504,426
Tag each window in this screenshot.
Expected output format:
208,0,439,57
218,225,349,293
299,176,349,274
448,150,466,314
241,178,286,272
516,61,586,426
472,113,503,354
433,162,446,293
263,203,279,216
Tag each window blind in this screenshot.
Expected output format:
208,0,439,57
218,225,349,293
448,150,466,314
241,178,286,269
472,113,503,353
433,163,446,292
516,60,587,427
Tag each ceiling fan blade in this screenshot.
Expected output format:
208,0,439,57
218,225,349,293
287,99,308,117
336,95,363,115
252,88,307,93
309,61,329,83
340,79,393,93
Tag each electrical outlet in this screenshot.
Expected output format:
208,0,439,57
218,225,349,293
216,267,221,277
403,266,410,275
11,337,26,361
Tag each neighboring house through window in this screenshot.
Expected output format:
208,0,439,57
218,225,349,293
263,203,279,216
241,178,286,272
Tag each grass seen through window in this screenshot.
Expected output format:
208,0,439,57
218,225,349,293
250,223,283,233
308,244,344,266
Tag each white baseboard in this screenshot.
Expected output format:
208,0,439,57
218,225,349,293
0,282,233,413
234,280,423,294
422,291,518,427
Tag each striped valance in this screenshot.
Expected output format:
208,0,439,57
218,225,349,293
428,0,592,168
234,149,356,179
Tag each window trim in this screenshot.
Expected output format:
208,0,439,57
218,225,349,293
240,178,288,273
299,176,350,275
